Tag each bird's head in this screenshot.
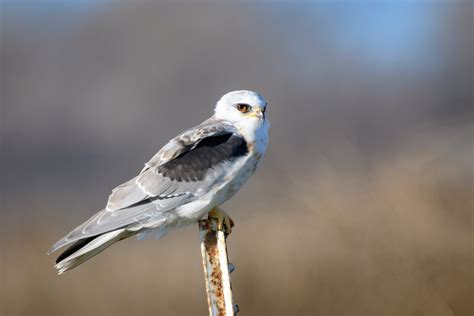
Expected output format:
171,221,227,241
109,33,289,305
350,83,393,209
214,90,268,126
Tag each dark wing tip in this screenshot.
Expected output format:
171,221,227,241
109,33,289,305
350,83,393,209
55,236,97,264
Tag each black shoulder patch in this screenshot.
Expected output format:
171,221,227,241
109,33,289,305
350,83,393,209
157,133,248,182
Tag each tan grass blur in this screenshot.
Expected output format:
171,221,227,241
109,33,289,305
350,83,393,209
1,126,472,316
1,2,472,315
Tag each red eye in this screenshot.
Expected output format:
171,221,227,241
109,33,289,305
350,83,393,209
236,103,251,113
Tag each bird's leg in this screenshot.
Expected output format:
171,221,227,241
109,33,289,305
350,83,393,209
208,207,234,235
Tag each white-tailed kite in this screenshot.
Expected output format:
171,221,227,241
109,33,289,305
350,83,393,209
48,90,269,274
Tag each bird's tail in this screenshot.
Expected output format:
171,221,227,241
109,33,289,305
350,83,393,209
54,229,133,274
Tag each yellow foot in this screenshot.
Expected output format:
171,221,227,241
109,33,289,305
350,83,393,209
208,207,234,235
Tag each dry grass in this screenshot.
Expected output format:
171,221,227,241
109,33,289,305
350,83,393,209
1,127,472,316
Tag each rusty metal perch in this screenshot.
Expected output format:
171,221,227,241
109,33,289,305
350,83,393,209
199,208,238,316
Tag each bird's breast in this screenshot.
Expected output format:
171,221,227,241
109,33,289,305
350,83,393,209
211,122,268,205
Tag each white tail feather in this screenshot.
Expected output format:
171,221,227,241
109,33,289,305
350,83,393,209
55,229,126,274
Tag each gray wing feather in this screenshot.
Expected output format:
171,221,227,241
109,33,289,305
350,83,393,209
105,176,147,211
49,119,237,254
106,119,234,211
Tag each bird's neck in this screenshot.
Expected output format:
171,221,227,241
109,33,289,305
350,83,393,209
236,119,269,152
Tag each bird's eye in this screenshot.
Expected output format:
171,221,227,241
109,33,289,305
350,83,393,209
236,103,251,113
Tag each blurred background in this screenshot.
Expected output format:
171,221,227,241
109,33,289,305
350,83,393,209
1,1,472,315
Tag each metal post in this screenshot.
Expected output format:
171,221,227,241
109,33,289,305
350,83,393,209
199,208,238,316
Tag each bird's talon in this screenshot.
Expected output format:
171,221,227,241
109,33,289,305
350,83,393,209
209,207,233,235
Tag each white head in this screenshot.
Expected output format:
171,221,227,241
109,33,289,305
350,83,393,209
214,90,267,124
215,90,269,149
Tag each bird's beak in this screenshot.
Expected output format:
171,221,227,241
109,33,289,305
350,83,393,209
244,108,265,120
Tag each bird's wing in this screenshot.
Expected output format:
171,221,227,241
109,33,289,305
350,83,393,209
106,119,238,211
49,119,248,253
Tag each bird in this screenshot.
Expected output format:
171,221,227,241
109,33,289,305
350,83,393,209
48,90,269,274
